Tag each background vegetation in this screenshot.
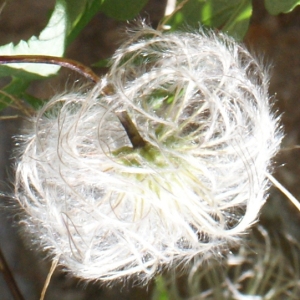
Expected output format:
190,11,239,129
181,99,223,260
0,0,300,299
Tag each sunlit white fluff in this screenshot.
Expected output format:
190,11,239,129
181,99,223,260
15,26,282,283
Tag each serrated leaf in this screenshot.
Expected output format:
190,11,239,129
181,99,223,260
100,0,148,20
264,0,300,15
0,0,67,77
167,0,252,40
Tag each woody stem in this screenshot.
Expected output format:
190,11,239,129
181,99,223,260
0,55,100,83
116,111,147,149
0,55,144,148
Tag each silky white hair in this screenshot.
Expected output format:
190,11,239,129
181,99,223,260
15,26,282,283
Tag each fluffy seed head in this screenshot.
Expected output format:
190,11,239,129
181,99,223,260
15,27,282,283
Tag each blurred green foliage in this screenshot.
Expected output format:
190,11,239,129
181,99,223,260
0,0,299,110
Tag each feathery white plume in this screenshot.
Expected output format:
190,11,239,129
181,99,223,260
15,26,282,283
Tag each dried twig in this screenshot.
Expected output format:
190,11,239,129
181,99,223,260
267,173,300,212
40,257,59,300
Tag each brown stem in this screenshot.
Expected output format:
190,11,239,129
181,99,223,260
0,56,146,149
116,111,146,148
0,55,100,83
0,246,25,300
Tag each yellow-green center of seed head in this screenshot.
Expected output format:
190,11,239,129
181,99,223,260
114,110,171,168
112,143,168,168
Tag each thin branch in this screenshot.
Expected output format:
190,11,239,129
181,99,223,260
157,0,189,31
0,115,19,120
40,257,59,300
0,246,25,300
0,90,35,117
267,173,300,212
116,111,147,148
280,145,300,151
0,56,147,150
0,55,100,83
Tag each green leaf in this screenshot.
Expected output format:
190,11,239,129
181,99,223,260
264,0,300,15
21,93,45,110
0,77,30,111
151,276,169,300
92,58,110,68
100,0,148,20
65,0,104,44
0,0,67,77
167,0,252,40
0,65,44,80
0,0,105,78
